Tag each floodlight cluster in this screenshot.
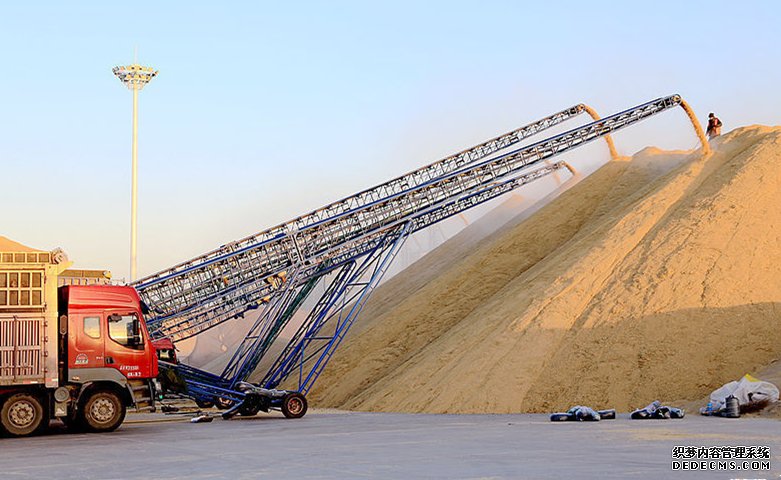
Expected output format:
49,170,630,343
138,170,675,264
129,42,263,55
112,64,158,90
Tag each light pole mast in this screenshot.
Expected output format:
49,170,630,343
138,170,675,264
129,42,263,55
113,63,158,281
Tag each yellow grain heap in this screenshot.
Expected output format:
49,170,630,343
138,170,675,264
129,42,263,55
310,125,781,413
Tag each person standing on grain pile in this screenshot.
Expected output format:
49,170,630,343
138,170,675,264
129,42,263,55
706,112,722,139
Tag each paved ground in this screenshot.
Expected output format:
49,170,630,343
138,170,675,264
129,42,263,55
0,411,779,479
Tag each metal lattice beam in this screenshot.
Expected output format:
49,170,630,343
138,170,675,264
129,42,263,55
136,95,682,343
134,104,591,338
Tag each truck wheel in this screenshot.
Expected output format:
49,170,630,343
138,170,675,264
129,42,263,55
281,392,307,419
1,393,46,437
81,390,126,433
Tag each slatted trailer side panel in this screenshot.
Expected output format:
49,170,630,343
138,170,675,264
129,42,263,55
0,314,45,384
0,251,63,389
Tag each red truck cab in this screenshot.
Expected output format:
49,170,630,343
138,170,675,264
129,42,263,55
61,285,158,381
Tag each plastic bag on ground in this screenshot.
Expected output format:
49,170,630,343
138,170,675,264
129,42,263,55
631,400,684,419
709,374,779,413
550,405,601,421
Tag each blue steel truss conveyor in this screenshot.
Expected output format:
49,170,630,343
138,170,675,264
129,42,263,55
134,94,694,407
134,102,595,340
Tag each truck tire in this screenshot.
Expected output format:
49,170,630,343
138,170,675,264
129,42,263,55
80,390,126,433
281,392,307,419
1,393,46,437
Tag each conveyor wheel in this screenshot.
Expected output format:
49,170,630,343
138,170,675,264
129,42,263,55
281,392,307,419
195,399,215,409
215,397,235,410
239,404,261,416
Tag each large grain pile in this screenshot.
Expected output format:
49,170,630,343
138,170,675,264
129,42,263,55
309,125,781,413
0,236,42,252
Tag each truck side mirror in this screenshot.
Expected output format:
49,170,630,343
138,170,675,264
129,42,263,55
130,315,143,348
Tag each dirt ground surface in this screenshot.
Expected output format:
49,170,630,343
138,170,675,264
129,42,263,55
311,126,781,414
1,411,778,480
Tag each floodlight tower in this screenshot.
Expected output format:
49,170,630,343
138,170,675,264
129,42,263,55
113,63,158,281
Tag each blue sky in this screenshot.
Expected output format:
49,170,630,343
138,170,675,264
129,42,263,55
1,1,779,280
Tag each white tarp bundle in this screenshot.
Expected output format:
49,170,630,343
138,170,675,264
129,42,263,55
710,374,779,410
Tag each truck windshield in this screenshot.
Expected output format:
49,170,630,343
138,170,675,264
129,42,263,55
108,313,144,350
